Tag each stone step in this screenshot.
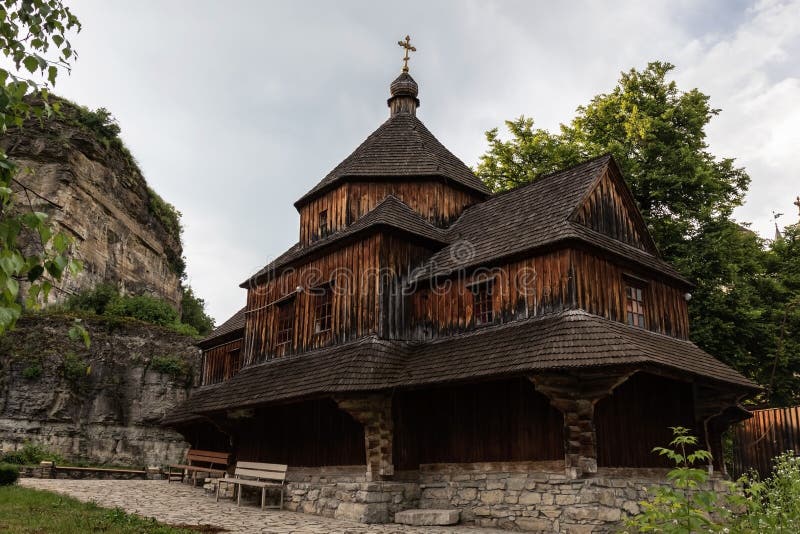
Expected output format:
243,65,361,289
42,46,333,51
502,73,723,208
394,509,460,526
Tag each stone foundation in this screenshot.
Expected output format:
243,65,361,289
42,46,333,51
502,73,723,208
203,462,730,532
206,466,419,523
417,462,729,532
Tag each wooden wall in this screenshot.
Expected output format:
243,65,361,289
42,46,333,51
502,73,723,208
201,339,243,385
176,421,231,453
243,235,382,362
406,247,688,340
572,168,650,251
595,373,699,468
393,378,564,469
408,249,573,340
731,406,800,478
234,399,365,467
572,247,689,339
379,235,437,340
298,181,482,245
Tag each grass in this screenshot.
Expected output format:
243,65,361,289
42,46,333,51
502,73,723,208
0,485,222,533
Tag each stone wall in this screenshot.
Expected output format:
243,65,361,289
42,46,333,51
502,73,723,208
0,314,199,467
208,466,419,524
19,464,159,480
416,461,728,532
1,101,183,307
199,462,733,531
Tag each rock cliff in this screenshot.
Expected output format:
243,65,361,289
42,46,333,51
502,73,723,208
0,314,199,466
1,100,183,308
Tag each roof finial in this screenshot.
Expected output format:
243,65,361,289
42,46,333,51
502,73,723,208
398,35,416,73
794,196,800,218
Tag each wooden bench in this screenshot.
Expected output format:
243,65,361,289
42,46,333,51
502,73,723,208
215,461,287,510
167,449,231,485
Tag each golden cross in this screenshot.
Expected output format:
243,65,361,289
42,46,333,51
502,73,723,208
398,35,416,73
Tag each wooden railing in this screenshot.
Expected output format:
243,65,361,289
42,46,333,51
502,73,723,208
731,406,800,478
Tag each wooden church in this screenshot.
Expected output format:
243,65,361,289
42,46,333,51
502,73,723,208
164,42,757,530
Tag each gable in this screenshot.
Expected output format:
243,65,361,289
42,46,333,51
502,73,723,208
570,165,657,254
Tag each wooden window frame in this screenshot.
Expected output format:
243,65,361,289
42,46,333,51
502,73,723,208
470,279,495,327
225,348,242,381
624,278,646,328
318,209,329,238
274,297,295,348
313,283,333,335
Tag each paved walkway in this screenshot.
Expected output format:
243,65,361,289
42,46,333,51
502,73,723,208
20,479,503,534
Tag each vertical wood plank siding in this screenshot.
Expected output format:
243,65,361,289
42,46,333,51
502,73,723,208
409,247,688,340
234,399,366,467
243,235,382,361
393,378,564,469
298,181,482,245
572,248,690,339
595,373,699,467
731,406,800,478
201,339,243,385
573,170,649,251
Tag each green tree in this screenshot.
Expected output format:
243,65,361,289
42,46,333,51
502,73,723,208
759,217,800,404
476,62,791,400
0,0,82,334
180,285,214,336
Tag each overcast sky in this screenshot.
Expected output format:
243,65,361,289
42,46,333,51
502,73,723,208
48,0,800,324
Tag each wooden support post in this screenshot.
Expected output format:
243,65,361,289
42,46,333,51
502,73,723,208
335,394,394,481
530,371,633,479
694,384,749,475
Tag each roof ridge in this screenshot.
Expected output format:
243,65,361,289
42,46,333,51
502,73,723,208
295,113,489,207
489,153,613,200
443,154,611,235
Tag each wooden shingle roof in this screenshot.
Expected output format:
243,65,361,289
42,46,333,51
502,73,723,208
173,336,408,418
164,310,757,424
197,306,245,348
242,195,447,287
295,113,490,207
411,154,690,285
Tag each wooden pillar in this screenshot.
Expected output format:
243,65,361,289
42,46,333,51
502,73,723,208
530,371,632,479
335,394,394,481
694,385,749,475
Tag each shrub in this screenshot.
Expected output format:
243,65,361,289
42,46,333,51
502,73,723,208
1,443,63,466
733,451,800,532
180,286,214,335
150,354,192,385
62,286,205,337
62,352,90,388
66,283,120,315
21,362,42,380
147,186,183,244
624,426,732,533
0,464,19,485
105,295,178,327
169,322,199,337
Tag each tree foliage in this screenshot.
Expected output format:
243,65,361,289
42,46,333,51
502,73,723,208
66,284,204,337
0,0,81,334
180,285,214,336
477,62,799,404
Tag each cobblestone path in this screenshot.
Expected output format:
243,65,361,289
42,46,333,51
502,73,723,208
20,479,504,534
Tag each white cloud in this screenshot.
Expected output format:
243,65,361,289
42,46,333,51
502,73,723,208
44,0,799,322
674,0,800,234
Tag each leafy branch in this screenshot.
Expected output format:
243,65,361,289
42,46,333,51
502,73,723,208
0,0,83,336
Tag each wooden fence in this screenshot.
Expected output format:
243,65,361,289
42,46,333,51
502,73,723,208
731,406,800,478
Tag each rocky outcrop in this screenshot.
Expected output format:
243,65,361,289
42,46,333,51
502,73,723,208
1,102,183,307
0,314,200,466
